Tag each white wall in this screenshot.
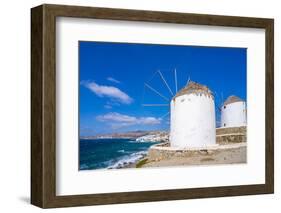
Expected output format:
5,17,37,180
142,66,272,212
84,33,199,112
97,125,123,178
221,102,247,127
0,0,280,212
170,94,216,147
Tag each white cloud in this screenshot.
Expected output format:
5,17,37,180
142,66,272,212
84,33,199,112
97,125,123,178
96,112,161,128
104,104,112,109
81,81,133,104
107,77,120,84
97,112,136,123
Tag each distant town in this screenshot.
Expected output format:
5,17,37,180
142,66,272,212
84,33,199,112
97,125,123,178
80,130,169,142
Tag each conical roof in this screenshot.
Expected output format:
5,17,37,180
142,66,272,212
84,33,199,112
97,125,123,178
223,95,243,105
173,81,213,99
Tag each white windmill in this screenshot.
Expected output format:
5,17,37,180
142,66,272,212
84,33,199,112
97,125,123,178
220,95,247,128
142,70,216,148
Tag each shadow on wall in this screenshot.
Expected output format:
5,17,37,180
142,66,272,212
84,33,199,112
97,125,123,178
18,196,30,204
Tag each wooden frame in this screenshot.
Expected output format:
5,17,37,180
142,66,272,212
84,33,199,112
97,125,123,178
31,4,274,208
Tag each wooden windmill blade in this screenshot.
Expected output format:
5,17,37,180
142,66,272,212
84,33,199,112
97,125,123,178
174,68,178,93
144,83,170,102
186,76,190,86
157,70,174,96
142,104,169,107
213,91,222,112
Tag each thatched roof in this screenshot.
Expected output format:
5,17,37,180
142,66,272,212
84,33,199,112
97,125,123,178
223,95,243,105
173,81,213,99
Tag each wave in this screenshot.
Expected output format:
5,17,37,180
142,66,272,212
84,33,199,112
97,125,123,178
127,139,138,143
80,164,89,170
107,151,148,169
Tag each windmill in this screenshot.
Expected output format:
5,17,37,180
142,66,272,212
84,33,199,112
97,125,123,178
220,95,247,128
141,69,216,148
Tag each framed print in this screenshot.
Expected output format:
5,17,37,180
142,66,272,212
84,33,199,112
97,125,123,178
31,4,274,208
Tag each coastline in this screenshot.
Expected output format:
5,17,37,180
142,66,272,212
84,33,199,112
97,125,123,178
121,155,147,169
80,138,155,170
85,143,246,169
81,126,247,170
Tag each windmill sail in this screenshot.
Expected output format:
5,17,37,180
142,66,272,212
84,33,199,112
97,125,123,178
142,104,169,107
160,111,170,119
186,76,190,85
144,83,169,101
174,69,178,93
157,70,174,96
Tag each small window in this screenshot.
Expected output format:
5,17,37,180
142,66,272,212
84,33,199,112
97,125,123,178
224,123,226,127
224,106,226,109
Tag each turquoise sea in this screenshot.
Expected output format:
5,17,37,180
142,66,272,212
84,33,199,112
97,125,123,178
79,138,158,170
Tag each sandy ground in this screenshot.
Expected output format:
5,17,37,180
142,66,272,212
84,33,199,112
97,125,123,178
137,146,246,168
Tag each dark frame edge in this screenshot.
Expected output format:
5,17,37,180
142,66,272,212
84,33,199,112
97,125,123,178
42,3,273,28
265,19,274,194
31,4,57,208
46,184,271,208
31,5,44,208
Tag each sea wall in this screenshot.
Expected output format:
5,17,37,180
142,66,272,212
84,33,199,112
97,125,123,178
216,126,247,145
148,143,246,162
145,126,247,166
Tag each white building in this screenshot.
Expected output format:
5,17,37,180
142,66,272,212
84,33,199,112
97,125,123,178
220,95,247,128
170,81,216,148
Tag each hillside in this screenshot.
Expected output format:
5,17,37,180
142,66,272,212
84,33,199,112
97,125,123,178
80,130,168,140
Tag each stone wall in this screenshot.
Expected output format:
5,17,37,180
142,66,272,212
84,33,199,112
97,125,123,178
146,126,247,165
216,126,246,135
147,143,247,165
148,144,219,161
216,126,247,145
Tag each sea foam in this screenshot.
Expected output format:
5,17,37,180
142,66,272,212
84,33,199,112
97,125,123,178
107,151,148,169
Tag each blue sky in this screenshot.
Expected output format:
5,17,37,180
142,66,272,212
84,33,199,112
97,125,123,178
79,41,246,136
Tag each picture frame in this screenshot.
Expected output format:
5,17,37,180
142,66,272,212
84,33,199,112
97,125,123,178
31,4,274,208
